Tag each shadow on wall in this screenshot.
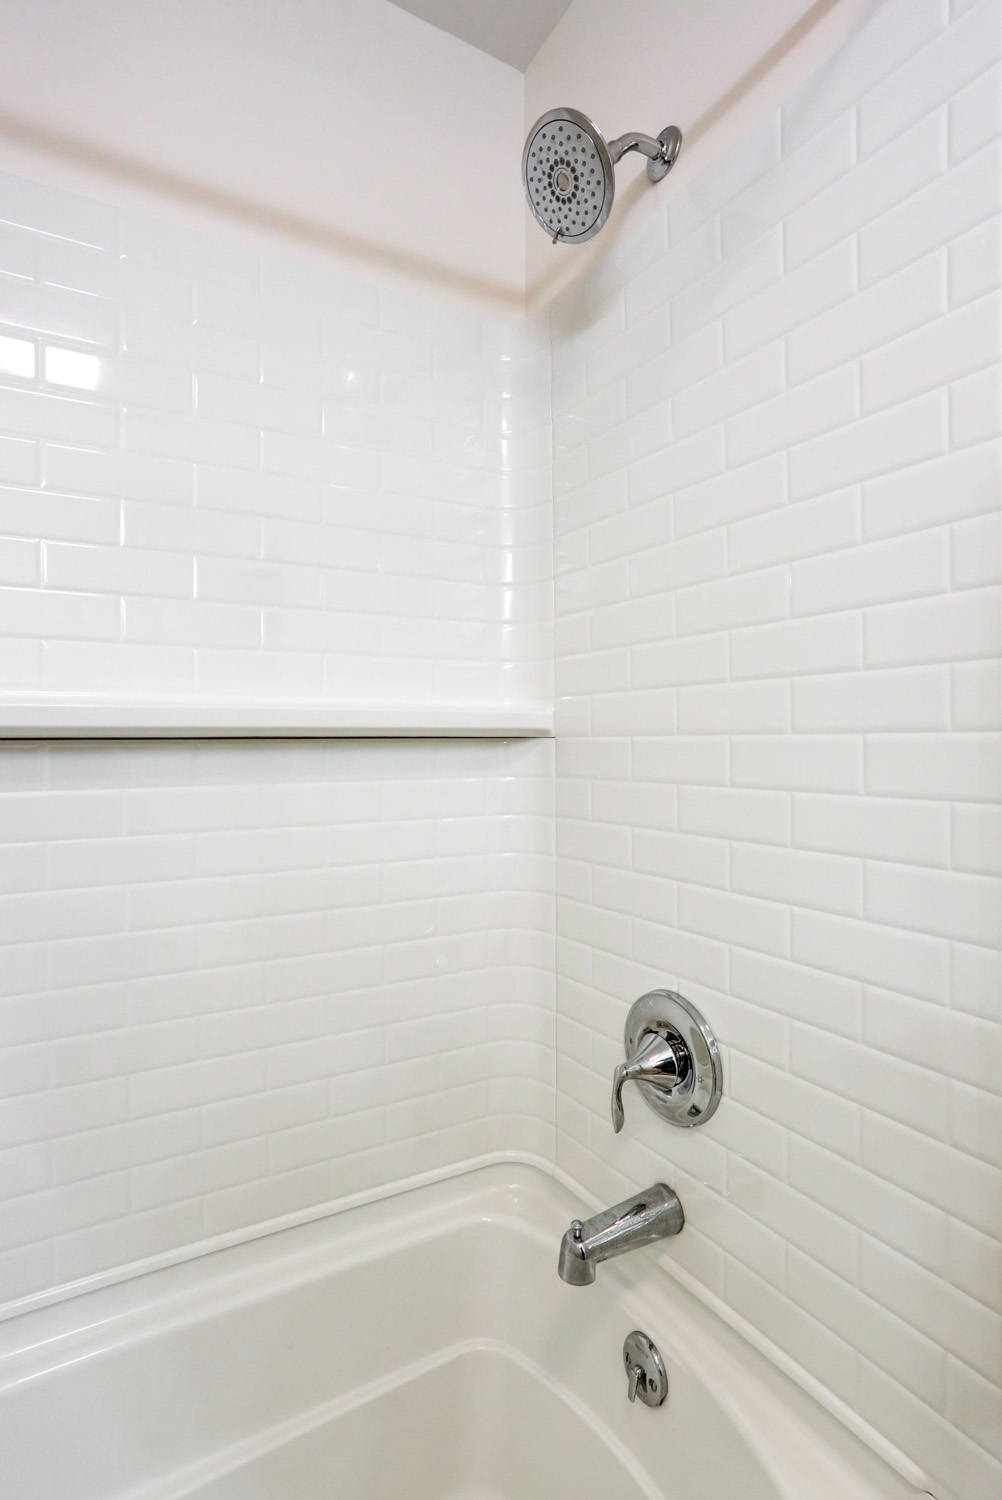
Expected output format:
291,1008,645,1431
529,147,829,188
0,110,525,314
683,0,878,156
0,0,881,319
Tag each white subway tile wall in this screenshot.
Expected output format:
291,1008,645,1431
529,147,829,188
0,2,999,1497
0,180,552,705
0,736,555,1297
550,3,1000,1498
0,177,555,1303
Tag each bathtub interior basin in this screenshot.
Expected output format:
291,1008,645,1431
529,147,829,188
168,1345,662,1500
0,1163,925,1500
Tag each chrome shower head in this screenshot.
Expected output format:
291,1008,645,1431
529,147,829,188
522,108,682,246
522,108,615,247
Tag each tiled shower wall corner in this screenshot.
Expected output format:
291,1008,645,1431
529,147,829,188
0,177,555,1304
550,3,1000,1498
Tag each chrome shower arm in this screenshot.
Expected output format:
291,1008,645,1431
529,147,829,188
609,125,683,183
607,131,665,164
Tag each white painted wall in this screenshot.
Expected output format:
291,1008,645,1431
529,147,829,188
549,3,1001,1498
0,0,526,311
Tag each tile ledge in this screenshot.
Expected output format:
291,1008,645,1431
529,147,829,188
0,697,554,740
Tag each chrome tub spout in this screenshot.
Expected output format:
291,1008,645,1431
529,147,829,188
558,1183,684,1286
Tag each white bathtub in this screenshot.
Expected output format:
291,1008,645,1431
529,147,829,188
0,1164,927,1500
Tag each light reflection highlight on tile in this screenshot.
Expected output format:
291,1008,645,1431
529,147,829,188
44,346,101,390
0,332,35,379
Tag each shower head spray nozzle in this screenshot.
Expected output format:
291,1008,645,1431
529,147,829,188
522,108,682,246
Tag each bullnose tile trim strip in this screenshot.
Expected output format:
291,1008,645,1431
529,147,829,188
0,697,554,739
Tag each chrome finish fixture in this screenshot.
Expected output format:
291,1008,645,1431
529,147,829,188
557,1182,684,1286
523,108,682,245
612,989,722,1133
608,125,683,182
623,1330,668,1407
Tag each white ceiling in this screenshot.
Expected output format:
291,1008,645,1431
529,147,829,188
387,0,574,70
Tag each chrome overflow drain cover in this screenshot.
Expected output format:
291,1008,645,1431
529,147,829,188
623,1330,667,1408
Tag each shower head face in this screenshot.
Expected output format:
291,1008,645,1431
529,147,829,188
522,107,614,245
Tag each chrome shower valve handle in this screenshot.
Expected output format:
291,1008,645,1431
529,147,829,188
611,990,723,1132
611,1031,690,1132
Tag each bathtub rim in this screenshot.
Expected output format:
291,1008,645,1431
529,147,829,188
0,1150,932,1495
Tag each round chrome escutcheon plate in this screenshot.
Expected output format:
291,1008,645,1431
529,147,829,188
624,989,722,1128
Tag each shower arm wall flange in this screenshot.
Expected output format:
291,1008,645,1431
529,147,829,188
607,126,682,182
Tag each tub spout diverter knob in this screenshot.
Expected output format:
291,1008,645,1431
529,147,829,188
558,1184,684,1285
612,990,723,1133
